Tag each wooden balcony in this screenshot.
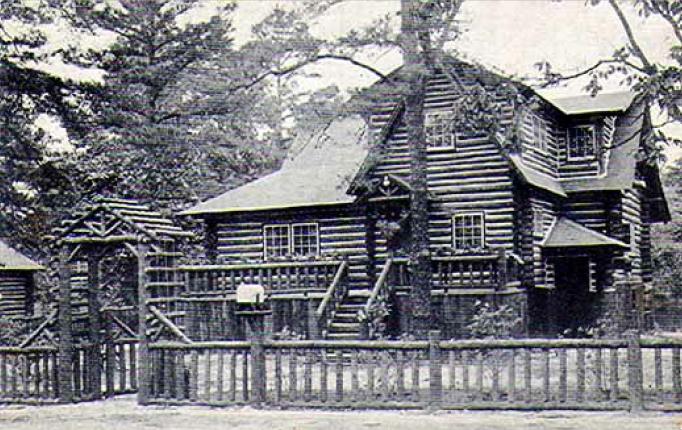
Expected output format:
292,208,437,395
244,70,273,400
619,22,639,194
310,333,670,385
387,250,522,292
178,259,346,296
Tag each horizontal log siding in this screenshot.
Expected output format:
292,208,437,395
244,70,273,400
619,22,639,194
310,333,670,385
530,196,558,289
0,272,31,317
622,188,643,282
213,207,370,291
560,193,610,234
370,73,517,260
519,108,558,177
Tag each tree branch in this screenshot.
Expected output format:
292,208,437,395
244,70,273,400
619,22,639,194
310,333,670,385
608,0,654,72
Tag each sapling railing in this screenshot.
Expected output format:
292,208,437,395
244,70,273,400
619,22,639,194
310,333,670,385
179,260,344,295
142,334,682,411
315,261,350,333
389,250,521,290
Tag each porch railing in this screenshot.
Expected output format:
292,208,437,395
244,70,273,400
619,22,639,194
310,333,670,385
389,250,522,290
179,260,345,295
315,261,350,334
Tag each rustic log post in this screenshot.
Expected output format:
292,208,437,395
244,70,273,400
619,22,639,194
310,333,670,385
86,253,102,399
428,330,442,408
496,248,507,291
104,312,115,398
249,318,267,406
306,294,320,340
136,241,151,405
626,330,644,412
57,245,74,403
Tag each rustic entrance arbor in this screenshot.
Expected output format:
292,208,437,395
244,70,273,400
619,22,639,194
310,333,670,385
53,197,193,402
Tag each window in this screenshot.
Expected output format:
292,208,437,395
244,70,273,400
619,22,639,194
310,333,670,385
292,223,319,256
264,225,290,259
263,223,319,259
529,111,547,152
567,125,596,160
425,111,455,148
452,212,485,250
533,208,545,236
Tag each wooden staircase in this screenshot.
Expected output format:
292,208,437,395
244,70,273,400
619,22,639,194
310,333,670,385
325,289,371,340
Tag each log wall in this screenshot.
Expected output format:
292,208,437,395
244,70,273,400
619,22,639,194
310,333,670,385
0,271,33,318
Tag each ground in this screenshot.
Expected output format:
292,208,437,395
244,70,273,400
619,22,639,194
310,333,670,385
0,396,680,430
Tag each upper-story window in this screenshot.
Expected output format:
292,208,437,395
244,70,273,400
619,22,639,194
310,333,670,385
567,124,596,160
529,111,547,152
425,111,455,148
263,223,319,260
452,212,485,250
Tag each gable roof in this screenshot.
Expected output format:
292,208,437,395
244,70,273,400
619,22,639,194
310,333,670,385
541,217,628,249
0,241,43,271
181,115,369,216
56,197,191,242
508,152,567,197
544,91,635,116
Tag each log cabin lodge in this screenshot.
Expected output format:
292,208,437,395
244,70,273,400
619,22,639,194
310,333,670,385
0,240,42,318
177,59,670,340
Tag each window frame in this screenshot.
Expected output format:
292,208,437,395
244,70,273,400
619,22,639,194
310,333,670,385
263,222,320,260
452,211,486,250
291,222,320,257
425,110,456,150
529,110,548,153
263,224,291,261
567,124,597,161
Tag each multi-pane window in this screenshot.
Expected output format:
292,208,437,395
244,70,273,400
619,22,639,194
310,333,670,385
568,125,596,159
263,223,319,259
533,208,545,236
292,223,319,256
264,225,290,259
425,111,455,148
529,111,547,152
452,212,485,250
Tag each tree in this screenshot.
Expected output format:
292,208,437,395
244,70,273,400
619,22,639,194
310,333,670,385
60,0,282,208
0,1,92,255
538,0,681,153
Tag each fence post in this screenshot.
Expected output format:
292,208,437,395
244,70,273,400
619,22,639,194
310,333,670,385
57,245,74,403
626,330,644,412
249,319,267,406
428,330,442,409
137,241,151,405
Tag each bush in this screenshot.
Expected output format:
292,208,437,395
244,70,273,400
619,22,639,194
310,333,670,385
466,300,522,339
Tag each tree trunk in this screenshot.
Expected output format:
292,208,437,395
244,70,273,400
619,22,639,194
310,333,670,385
402,0,432,338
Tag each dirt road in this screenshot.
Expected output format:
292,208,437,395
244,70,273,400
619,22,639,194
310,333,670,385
0,396,680,430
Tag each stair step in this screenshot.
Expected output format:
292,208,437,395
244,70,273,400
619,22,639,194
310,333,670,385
347,290,371,298
329,322,361,331
326,332,361,340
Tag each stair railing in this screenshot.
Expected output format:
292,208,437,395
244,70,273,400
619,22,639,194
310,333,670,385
315,260,349,333
361,258,394,338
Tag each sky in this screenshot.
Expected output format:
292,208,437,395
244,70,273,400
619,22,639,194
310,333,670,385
33,0,682,162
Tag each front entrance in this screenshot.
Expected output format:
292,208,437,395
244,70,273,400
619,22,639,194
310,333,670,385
551,256,595,335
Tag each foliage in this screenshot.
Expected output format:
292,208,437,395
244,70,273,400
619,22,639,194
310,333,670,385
466,301,522,339
651,160,682,298
0,315,29,346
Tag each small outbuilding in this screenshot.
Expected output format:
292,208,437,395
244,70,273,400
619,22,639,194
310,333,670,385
0,240,43,317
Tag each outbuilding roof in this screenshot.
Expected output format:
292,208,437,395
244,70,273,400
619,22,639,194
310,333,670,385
0,241,43,271
541,217,628,249
181,115,369,216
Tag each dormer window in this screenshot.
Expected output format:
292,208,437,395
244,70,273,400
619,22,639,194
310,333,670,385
567,125,596,160
528,111,547,152
425,111,455,148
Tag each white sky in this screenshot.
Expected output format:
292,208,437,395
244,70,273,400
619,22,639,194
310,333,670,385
34,0,681,163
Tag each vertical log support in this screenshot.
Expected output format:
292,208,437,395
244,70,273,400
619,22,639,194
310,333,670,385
497,248,508,291
626,330,643,412
57,245,74,403
137,241,151,405
306,295,320,340
249,318,267,406
87,253,102,399
205,221,218,264
428,330,442,408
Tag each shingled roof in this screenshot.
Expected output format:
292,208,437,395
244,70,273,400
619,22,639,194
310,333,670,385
181,115,369,216
0,241,42,271
541,217,628,249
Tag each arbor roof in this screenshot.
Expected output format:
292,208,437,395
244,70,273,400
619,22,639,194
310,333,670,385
181,115,369,216
0,241,43,271
541,217,628,249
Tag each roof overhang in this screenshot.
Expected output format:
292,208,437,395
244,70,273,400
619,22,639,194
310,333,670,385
541,217,629,249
